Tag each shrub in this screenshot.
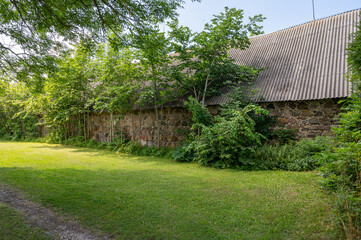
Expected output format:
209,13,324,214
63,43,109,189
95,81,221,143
175,99,325,171
319,142,361,239
333,96,361,143
251,136,335,171
272,128,298,145
172,142,196,162
184,96,213,134
192,105,268,168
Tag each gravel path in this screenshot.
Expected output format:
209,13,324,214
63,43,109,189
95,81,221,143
0,184,110,240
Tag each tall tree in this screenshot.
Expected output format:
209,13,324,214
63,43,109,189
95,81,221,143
169,7,265,107
127,25,175,147
91,46,141,142
0,0,199,82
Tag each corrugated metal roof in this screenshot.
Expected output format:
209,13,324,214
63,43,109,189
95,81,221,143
228,9,361,102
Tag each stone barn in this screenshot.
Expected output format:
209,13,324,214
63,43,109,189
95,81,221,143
87,9,361,146
226,9,361,138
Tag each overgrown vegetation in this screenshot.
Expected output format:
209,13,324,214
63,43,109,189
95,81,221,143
0,81,40,140
0,0,200,83
0,7,265,149
317,20,361,240
173,96,331,171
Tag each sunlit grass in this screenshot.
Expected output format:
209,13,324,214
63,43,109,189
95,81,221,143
0,141,336,239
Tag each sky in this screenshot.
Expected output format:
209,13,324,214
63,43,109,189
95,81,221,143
176,0,360,34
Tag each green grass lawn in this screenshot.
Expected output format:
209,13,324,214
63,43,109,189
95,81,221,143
0,203,51,240
0,141,336,239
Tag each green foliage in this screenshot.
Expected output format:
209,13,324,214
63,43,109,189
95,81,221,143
333,96,361,143
219,83,277,142
0,0,198,82
0,81,40,140
222,99,276,141
252,136,335,171
168,7,265,106
191,105,268,168
272,128,298,145
20,44,140,142
347,18,361,91
90,47,140,114
184,96,213,129
319,142,361,239
319,19,361,239
172,141,196,162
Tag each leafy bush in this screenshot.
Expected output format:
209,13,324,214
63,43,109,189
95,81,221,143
318,26,361,236
177,95,331,171
184,96,213,132
172,142,196,162
221,87,276,141
0,82,41,140
272,128,298,145
191,105,268,168
251,136,335,171
333,96,361,143
319,142,361,239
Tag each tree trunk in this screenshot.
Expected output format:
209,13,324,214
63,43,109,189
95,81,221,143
66,120,70,140
110,113,113,142
21,120,25,138
87,110,90,140
201,59,216,107
120,119,123,143
63,123,67,141
83,112,86,141
139,109,142,143
151,64,161,148
155,105,160,148
131,112,135,141
78,113,81,137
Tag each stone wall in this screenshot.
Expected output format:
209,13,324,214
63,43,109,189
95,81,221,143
85,99,342,147
260,98,342,138
87,106,219,147
87,107,192,147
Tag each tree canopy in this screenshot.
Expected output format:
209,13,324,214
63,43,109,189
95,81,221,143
168,7,265,106
0,6,266,147
0,0,199,82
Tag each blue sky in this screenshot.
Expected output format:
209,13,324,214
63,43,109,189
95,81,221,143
176,0,360,34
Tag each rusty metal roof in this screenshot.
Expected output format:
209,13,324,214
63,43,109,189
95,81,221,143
227,9,361,103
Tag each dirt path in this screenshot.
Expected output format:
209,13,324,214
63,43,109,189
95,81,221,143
0,184,110,240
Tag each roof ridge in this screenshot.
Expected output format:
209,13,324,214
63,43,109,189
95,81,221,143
251,8,361,39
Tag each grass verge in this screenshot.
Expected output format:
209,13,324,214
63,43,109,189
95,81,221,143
0,141,336,239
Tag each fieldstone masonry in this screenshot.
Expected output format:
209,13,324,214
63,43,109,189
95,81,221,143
85,99,342,147
260,98,342,138
87,107,193,147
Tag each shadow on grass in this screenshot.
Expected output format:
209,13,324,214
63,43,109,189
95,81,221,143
0,166,245,239
30,144,190,166
0,165,335,240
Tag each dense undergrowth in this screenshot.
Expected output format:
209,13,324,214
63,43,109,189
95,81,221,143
316,20,361,239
